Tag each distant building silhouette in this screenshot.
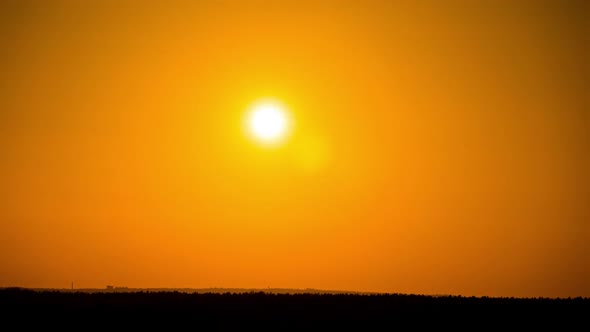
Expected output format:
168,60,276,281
106,285,129,292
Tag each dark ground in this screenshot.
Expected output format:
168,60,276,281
1,288,588,329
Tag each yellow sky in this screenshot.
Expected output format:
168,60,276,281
1,0,588,297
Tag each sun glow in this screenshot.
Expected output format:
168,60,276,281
246,100,291,145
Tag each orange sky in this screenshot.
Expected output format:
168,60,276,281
1,0,588,298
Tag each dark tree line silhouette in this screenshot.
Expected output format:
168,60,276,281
0,288,587,329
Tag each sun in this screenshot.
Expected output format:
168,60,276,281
246,99,291,145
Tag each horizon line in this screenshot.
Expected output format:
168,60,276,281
1,286,586,300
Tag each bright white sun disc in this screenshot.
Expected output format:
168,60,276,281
247,100,290,144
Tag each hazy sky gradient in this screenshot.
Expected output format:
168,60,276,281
1,0,588,297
